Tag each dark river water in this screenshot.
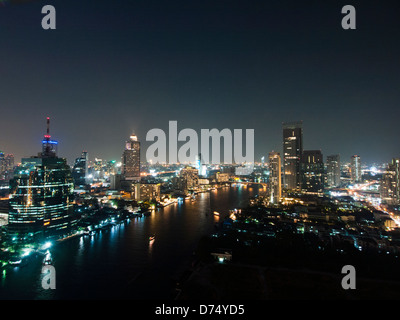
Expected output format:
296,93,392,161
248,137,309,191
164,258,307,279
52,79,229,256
0,185,259,300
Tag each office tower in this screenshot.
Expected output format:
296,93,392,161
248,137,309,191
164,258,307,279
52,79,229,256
4,154,15,181
122,134,141,181
282,121,303,190
381,158,400,205
133,182,161,202
177,166,199,194
326,154,341,188
110,173,122,190
350,155,362,183
0,151,5,181
72,151,89,189
301,150,324,193
5,154,14,171
268,151,282,204
0,152,15,182
8,118,76,241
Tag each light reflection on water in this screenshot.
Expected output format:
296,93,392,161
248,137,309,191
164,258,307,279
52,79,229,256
0,186,259,299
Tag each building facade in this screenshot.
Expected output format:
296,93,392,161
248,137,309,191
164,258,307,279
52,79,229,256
381,158,400,205
176,166,199,194
326,154,341,188
282,121,303,190
268,151,282,204
8,118,76,241
0,152,15,182
122,134,141,181
301,150,324,193
72,151,88,190
133,182,161,202
350,155,362,183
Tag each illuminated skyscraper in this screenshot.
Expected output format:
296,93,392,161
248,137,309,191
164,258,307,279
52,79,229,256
381,158,400,205
350,155,362,183
301,150,324,193
72,151,89,190
326,154,341,188
8,118,76,241
0,152,14,182
177,166,199,194
122,134,141,181
282,121,303,190
268,151,281,204
196,154,202,176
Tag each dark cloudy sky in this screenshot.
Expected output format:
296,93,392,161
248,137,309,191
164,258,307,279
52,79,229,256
0,0,399,166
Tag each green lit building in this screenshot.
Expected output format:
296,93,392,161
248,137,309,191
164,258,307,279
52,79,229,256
7,118,77,242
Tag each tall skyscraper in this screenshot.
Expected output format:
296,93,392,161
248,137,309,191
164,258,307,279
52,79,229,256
326,154,341,188
0,151,5,180
283,121,303,190
301,150,324,193
268,151,282,204
350,155,362,183
0,152,14,182
8,118,76,241
72,151,89,189
381,158,400,205
122,134,141,181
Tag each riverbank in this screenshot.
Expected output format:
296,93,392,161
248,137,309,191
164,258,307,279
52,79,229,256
0,185,261,299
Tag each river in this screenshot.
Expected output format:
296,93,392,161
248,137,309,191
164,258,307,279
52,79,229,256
0,185,260,300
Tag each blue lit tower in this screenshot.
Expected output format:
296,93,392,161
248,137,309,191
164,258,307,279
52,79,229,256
8,118,77,242
42,117,58,158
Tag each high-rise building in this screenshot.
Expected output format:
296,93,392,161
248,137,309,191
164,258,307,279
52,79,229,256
326,154,341,188
176,166,199,194
268,151,282,204
283,121,303,190
0,151,5,183
122,134,140,181
133,182,161,202
301,150,324,193
72,151,89,190
0,152,14,182
8,118,76,241
381,158,400,205
196,154,201,173
350,155,362,183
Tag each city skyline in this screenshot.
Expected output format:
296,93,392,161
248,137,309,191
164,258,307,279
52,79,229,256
2,0,400,303
0,0,399,165
0,117,396,168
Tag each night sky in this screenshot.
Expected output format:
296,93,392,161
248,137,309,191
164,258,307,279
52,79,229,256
0,0,399,166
